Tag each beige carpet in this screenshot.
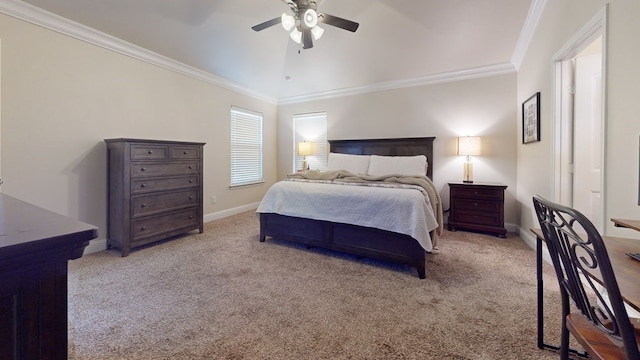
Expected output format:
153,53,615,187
68,211,579,359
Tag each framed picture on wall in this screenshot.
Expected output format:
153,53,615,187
522,92,541,144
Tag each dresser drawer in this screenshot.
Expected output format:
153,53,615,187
451,186,503,200
131,162,199,177
130,145,169,160
452,199,500,213
132,209,200,240
171,146,201,159
132,189,199,217
455,211,501,227
131,176,199,194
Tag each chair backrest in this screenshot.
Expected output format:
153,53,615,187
533,195,639,358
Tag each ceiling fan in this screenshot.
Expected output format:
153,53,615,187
251,0,359,50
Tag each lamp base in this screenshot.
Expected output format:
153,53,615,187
463,160,474,183
462,180,474,183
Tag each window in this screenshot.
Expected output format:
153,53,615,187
230,106,263,187
293,112,328,172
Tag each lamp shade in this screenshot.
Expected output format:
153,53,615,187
281,13,295,31
458,136,481,156
297,142,313,156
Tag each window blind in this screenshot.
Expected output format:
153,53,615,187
293,112,328,172
230,107,263,187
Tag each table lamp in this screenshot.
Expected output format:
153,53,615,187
458,136,481,183
297,142,313,170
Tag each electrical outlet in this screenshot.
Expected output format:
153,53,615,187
211,196,217,204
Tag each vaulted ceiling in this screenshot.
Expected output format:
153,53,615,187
19,0,534,102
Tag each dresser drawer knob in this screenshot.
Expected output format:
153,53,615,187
141,203,147,208
148,150,153,155
189,215,194,219
189,196,194,200
183,151,189,155
474,203,478,207
189,179,193,183
141,167,146,172
140,226,147,231
474,191,478,195
141,183,147,188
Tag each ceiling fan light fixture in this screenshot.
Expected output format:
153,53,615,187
290,27,302,44
302,9,318,28
281,13,295,31
311,25,324,40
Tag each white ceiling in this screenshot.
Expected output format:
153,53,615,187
19,0,534,101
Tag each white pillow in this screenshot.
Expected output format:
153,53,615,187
367,155,428,177
327,153,370,174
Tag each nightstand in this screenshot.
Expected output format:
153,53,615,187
448,181,507,238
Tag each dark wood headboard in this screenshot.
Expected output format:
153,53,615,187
328,137,435,180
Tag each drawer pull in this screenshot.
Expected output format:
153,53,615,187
189,196,194,200
141,183,147,188
183,151,189,155
188,165,193,169
140,226,147,231
474,191,478,195
141,167,146,172
189,216,194,219
141,203,147,208
148,150,153,155
189,179,193,183
474,203,478,207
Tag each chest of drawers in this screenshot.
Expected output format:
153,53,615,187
105,138,205,256
448,182,507,238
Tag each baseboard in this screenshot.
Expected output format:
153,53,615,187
203,202,260,222
83,238,108,255
82,202,261,256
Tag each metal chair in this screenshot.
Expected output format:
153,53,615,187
533,195,640,360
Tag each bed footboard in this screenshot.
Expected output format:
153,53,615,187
259,212,427,279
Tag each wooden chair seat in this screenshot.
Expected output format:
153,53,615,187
567,314,640,359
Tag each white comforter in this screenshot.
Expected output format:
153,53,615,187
256,178,439,252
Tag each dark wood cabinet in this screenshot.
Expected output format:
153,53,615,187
0,194,97,360
105,138,205,256
448,181,507,238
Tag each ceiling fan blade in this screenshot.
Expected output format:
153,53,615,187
319,13,359,32
251,17,281,32
302,27,314,49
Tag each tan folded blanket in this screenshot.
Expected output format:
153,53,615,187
287,170,444,248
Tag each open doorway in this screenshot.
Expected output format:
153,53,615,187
552,7,607,233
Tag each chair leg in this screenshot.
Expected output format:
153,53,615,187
560,289,571,360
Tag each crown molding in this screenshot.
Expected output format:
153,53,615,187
1,0,527,107
278,62,516,105
0,0,278,104
511,0,547,71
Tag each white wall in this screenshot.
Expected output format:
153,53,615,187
517,0,640,242
0,13,278,250
278,73,519,229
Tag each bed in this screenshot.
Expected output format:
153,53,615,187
257,137,441,279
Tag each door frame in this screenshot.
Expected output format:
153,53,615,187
551,5,608,231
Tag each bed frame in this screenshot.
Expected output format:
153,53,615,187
259,137,436,279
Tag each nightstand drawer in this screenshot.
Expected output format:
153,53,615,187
450,186,503,200
453,199,500,212
455,211,501,227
